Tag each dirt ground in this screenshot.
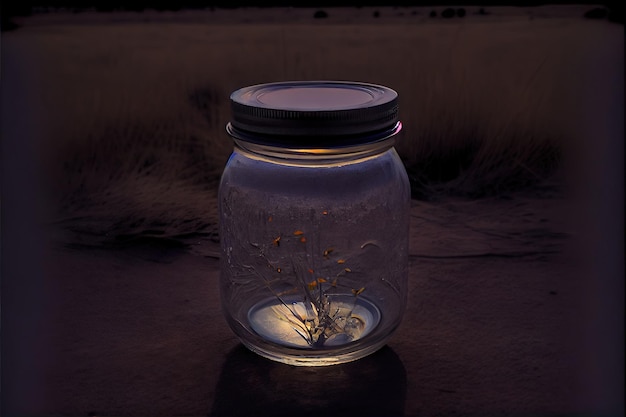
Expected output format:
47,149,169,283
2,183,624,416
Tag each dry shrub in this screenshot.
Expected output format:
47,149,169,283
7,15,620,242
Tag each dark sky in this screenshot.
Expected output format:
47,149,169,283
2,1,623,28
3,0,622,12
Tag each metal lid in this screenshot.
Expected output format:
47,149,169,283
227,81,400,147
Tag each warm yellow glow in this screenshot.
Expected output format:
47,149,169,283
233,138,396,168
248,297,380,349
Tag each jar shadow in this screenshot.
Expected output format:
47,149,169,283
210,344,407,416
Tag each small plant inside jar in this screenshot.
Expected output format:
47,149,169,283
237,211,381,349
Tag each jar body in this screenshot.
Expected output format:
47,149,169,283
219,142,410,366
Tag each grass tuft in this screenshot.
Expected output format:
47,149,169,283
7,16,618,241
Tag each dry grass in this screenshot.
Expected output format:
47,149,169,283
3,11,622,241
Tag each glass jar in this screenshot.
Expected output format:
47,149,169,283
219,81,410,366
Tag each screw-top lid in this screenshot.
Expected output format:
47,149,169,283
227,81,400,147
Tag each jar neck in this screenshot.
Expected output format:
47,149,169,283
230,122,401,166
233,136,397,166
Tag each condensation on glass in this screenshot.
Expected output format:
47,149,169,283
219,81,410,366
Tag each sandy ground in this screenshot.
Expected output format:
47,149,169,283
2,5,624,416
3,185,623,416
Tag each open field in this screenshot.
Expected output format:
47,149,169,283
3,5,622,241
2,6,623,416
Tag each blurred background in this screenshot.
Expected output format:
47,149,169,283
2,1,623,242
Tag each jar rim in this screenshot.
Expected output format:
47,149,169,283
228,80,400,147
227,121,401,149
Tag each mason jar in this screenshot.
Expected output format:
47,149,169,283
219,81,410,366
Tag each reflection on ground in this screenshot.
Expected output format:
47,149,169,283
210,345,406,417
